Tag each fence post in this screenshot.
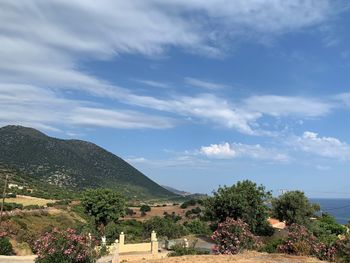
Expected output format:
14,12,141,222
119,232,125,246
112,239,119,263
151,231,158,255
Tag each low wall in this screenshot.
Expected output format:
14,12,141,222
119,242,152,253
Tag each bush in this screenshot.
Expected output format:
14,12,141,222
259,238,284,254
3,202,23,211
211,218,261,255
23,205,44,210
184,219,211,236
335,235,350,263
169,243,209,257
34,228,97,263
278,224,336,261
180,199,197,209
0,232,13,255
310,214,346,246
143,217,188,239
140,205,151,213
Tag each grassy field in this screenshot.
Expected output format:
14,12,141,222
5,195,55,206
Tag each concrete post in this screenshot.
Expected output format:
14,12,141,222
151,231,158,255
119,232,125,245
112,239,119,263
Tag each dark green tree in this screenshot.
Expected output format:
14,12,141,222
81,188,126,230
140,205,151,213
204,180,273,236
272,190,319,226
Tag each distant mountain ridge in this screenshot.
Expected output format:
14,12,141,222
0,125,176,199
162,185,192,196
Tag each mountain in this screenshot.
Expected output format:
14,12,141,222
0,125,176,199
162,185,192,196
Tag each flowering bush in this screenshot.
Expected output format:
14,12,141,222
278,224,336,261
211,218,261,255
0,231,13,255
335,235,350,263
34,228,97,263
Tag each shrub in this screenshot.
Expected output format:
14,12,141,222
34,228,97,263
0,232,13,255
143,217,188,239
23,205,44,210
278,224,336,261
3,202,23,211
211,218,261,255
169,243,209,257
310,214,346,246
184,219,211,236
259,238,284,254
335,235,350,263
180,199,197,209
140,205,151,213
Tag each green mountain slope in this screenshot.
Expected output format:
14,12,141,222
0,125,176,199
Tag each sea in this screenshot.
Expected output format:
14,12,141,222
310,198,350,225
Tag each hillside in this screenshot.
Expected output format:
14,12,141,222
0,125,176,199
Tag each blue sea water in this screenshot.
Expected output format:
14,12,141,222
310,198,350,224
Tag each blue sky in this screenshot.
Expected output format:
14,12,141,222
1,1,350,197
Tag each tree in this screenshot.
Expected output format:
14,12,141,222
204,180,273,236
272,191,319,226
140,205,151,213
81,188,126,230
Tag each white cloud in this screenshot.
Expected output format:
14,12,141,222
292,131,350,160
243,95,332,117
0,84,176,131
185,77,227,90
0,1,344,134
200,142,289,161
201,142,236,158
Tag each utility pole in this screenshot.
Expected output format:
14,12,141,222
0,174,9,226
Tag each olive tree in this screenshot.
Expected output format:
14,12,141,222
81,188,126,230
272,190,319,226
205,180,273,236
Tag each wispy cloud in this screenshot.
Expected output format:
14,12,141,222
185,77,227,90
135,80,170,89
243,95,333,118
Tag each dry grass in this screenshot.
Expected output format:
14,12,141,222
5,195,55,206
128,251,325,263
125,205,199,222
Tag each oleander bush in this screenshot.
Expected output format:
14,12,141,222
335,235,350,263
211,218,261,255
278,224,336,261
34,228,97,263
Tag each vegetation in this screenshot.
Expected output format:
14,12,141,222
169,243,209,257
0,125,177,199
310,213,346,245
0,232,13,255
278,224,337,261
140,205,151,213
34,228,96,263
205,180,273,236
143,216,188,239
212,218,261,255
272,191,319,226
81,188,126,230
184,219,211,235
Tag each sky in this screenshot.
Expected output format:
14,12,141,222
1,1,350,198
